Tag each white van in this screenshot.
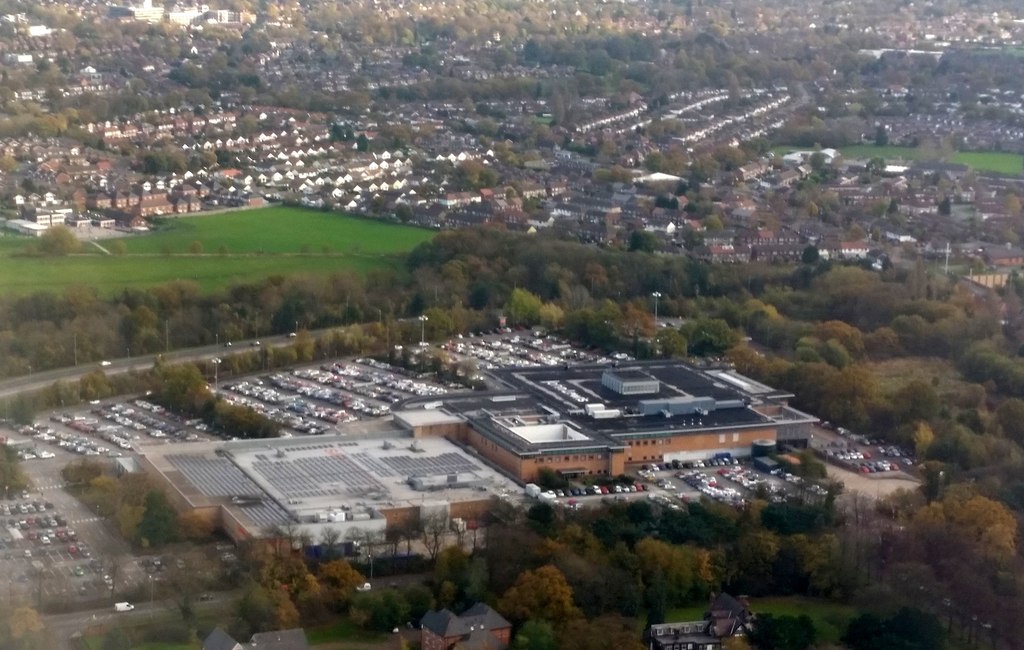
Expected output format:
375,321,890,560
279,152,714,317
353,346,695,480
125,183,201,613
113,602,134,612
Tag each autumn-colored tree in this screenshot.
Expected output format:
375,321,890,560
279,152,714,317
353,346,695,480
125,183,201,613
7,607,44,639
620,302,655,341
634,538,714,605
994,397,1024,446
912,422,935,458
317,560,366,612
498,565,581,625
813,320,865,358
914,489,1017,561
272,589,301,629
557,615,646,650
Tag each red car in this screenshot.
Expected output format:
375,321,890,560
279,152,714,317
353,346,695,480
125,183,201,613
68,544,78,555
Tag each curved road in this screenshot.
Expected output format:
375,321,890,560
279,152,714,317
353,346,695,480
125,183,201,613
0,335,298,401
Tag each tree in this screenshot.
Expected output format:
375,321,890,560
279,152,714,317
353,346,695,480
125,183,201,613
938,196,951,216
843,608,944,650
874,125,889,147
800,246,819,265
498,565,581,625
317,560,366,611
512,619,558,650
136,490,179,547
505,288,543,326
351,590,411,631
236,584,276,637
557,615,646,650
686,318,739,356
421,512,450,561
912,422,935,458
7,607,44,639
994,397,1024,446
37,226,80,256
914,491,1017,560
629,230,659,253
656,329,688,358
747,614,816,650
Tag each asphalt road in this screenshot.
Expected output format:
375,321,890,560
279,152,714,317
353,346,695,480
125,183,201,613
0,334,297,401
49,592,234,649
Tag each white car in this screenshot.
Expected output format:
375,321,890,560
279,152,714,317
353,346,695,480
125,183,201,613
100,361,112,367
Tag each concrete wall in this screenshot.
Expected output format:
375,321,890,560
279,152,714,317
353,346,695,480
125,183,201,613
410,421,468,439
623,427,777,464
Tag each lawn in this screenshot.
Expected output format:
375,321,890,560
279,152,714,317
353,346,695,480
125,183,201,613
772,144,1024,175
81,636,196,650
305,619,387,645
0,207,434,295
667,596,856,645
951,151,1024,175
124,207,434,255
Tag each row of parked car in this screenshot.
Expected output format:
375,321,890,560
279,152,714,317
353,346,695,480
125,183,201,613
678,471,746,506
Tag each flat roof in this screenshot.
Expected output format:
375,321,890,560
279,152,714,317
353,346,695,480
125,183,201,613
506,422,591,444
501,362,750,411
606,368,656,381
393,409,466,428
143,432,521,530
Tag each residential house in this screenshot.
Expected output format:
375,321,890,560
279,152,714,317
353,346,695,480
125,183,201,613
421,602,512,650
202,627,308,650
646,593,754,650
983,245,1024,268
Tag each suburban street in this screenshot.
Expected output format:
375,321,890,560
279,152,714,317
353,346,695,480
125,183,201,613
48,593,233,650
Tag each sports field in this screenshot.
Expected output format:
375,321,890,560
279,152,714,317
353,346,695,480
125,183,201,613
124,207,434,255
0,207,434,295
772,144,1023,175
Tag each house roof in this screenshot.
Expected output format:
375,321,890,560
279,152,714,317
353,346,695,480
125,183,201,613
460,602,511,633
421,608,469,638
461,627,508,650
245,628,309,650
202,627,240,650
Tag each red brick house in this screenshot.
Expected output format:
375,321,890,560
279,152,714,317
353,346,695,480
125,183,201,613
420,603,511,650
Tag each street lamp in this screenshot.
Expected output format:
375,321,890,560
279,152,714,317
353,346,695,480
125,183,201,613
651,291,662,323
419,315,429,346
211,358,222,392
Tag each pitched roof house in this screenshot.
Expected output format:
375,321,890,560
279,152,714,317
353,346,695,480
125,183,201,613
202,627,308,650
645,593,754,650
421,602,512,650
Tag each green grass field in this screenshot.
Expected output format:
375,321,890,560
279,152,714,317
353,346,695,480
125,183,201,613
667,596,856,644
125,207,434,255
0,207,434,295
305,619,388,645
773,144,1023,175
